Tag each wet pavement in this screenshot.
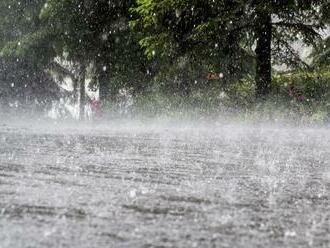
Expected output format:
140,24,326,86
0,122,330,247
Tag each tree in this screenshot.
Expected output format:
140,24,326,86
131,0,328,99
310,2,330,67
311,36,330,67
0,0,61,110
39,0,149,108
1,0,152,119
130,0,250,96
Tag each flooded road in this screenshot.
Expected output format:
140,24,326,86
1,122,330,247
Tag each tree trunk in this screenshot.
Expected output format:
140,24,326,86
98,64,110,104
255,11,272,100
79,64,86,120
178,69,191,97
73,78,78,103
225,31,239,77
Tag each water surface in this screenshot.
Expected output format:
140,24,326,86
1,122,330,247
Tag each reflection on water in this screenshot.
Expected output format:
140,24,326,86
0,123,330,247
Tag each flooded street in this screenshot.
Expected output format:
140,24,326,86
1,122,330,247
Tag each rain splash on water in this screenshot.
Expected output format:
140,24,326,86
0,118,330,247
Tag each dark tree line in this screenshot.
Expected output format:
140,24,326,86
0,0,329,117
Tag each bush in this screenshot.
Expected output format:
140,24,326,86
101,67,330,123
272,67,330,102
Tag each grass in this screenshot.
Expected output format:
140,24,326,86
101,67,330,124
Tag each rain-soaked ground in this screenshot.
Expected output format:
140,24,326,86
0,120,330,247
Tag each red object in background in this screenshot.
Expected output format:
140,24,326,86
288,85,305,102
297,95,305,102
207,72,220,80
91,100,103,119
288,86,296,97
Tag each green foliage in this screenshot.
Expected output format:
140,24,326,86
0,0,151,100
1,28,57,66
129,68,330,123
39,0,150,98
311,36,330,67
0,0,60,108
0,0,52,64
0,0,329,116
273,68,330,101
131,0,328,98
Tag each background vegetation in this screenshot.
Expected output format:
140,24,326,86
0,0,329,122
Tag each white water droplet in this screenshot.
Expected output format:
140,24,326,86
129,189,137,198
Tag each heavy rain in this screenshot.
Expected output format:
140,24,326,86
0,1,330,247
